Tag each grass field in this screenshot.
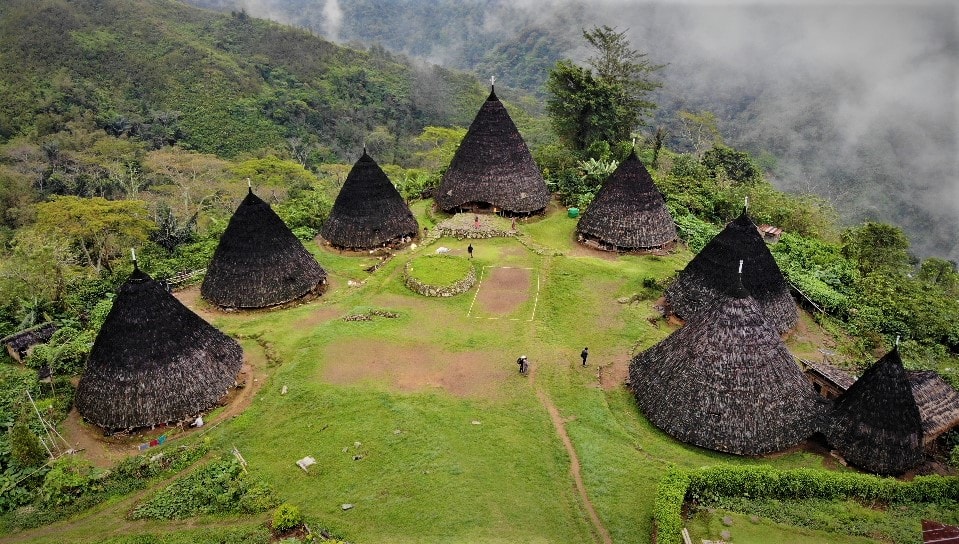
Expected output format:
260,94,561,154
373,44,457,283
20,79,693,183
4,203,948,543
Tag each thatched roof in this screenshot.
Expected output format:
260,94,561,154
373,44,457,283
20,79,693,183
321,151,418,250
629,276,825,455
76,267,243,431
907,370,959,444
576,151,677,251
665,211,797,333
202,189,327,309
434,88,550,215
2,322,57,362
825,348,924,475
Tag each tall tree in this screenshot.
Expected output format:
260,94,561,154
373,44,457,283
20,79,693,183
841,222,911,275
546,26,662,154
34,196,153,273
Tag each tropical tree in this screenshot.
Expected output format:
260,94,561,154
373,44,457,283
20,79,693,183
33,196,154,273
841,222,911,275
546,26,662,154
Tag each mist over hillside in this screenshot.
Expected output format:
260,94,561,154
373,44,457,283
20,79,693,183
188,0,958,261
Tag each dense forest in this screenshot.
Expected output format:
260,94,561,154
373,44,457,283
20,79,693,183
186,0,959,262
0,0,957,533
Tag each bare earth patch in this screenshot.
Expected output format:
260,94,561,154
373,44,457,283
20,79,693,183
321,339,510,399
292,305,342,328
474,267,532,315
173,285,218,324
600,353,632,391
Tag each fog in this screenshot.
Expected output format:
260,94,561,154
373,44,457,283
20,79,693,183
197,0,959,260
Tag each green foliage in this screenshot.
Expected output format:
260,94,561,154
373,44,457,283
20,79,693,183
1,443,208,529
34,196,154,273
271,502,303,533
701,145,762,185
26,326,94,376
229,156,316,188
653,467,691,544
40,455,104,507
131,456,278,520
653,464,959,544
9,418,46,469
841,222,911,275
672,212,721,253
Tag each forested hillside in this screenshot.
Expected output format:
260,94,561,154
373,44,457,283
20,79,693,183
0,0,484,162
186,0,959,262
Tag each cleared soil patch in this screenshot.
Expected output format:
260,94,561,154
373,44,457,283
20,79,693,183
473,267,533,316
292,305,342,328
321,339,510,399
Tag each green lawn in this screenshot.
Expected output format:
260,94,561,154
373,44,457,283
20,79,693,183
7,206,950,544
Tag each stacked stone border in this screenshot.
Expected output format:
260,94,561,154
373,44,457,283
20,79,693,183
404,257,477,297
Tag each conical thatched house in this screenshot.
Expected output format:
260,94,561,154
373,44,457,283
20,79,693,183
665,211,797,333
826,348,925,475
576,151,677,252
202,188,327,309
76,266,243,431
321,151,418,250
434,87,550,215
629,274,825,455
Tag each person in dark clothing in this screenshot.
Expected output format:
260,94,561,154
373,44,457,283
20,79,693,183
467,243,474,259
517,355,528,375
581,347,589,366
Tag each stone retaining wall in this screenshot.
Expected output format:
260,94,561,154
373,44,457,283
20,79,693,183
404,260,477,297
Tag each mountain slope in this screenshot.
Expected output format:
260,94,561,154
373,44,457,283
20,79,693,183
0,0,483,160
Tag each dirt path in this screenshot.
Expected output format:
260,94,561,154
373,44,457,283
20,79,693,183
529,363,614,544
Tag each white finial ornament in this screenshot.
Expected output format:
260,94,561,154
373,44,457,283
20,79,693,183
895,335,901,346
247,178,252,188
491,75,495,87
738,259,743,274
131,248,137,262
745,196,749,212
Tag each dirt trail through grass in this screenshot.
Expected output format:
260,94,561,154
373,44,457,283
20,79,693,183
529,363,613,544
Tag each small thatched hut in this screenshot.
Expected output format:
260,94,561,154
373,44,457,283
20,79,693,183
434,87,550,215
202,188,327,309
665,210,797,333
825,347,924,475
908,370,959,445
629,274,825,455
321,151,418,250
76,266,243,431
576,150,677,252
2,322,57,363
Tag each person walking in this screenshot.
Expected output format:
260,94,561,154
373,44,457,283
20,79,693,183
517,355,529,375
581,347,589,366
467,243,474,259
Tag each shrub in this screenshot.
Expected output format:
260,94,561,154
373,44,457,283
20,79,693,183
652,464,959,544
271,503,303,534
9,419,47,468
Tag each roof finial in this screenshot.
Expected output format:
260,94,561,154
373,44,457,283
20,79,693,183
744,196,749,213
246,177,252,194
491,75,495,90
738,259,744,275
131,248,138,270
895,335,900,347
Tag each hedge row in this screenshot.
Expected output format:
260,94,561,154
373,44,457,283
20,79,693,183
653,464,959,544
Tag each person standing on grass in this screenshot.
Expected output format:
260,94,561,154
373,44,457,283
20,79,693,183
581,347,589,366
517,355,528,375
467,243,474,259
